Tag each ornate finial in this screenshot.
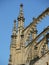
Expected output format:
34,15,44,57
20,3,23,7
14,19,16,23
13,20,16,31
20,3,23,10
12,20,17,35
20,3,23,17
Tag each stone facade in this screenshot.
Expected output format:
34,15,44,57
8,4,49,65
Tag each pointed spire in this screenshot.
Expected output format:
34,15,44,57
19,4,24,17
12,20,17,35
17,4,25,21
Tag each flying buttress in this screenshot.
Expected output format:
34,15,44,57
25,26,49,63
26,26,49,47
23,8,49,43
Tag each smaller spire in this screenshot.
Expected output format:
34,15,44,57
18,4,24,18
19,3,23,17
12,20,17,35
17,4,25,21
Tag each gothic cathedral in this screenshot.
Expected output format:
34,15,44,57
8,4,49,65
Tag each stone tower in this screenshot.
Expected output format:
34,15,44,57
8,4,49,65
8,4,25,65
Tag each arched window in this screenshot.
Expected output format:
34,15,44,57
41,44,46,55
47,38,49,50
46,33,49,50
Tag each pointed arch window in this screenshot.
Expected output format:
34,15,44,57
41,44,46,55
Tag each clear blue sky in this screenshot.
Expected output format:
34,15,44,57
0,0,49,65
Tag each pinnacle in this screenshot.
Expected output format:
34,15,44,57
17,4,25,21
12,20,17,35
